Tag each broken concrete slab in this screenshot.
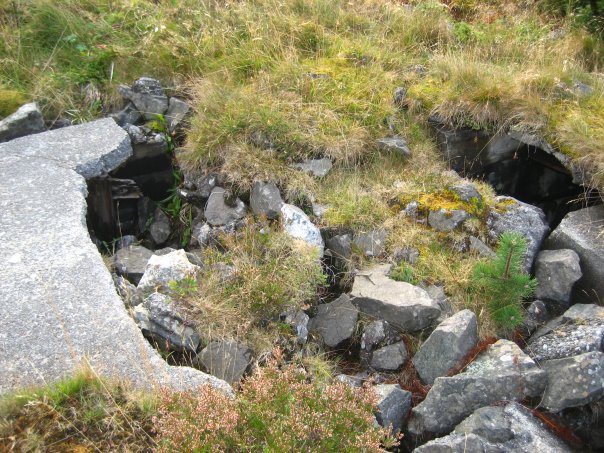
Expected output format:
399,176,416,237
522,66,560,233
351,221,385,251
0,119,231,395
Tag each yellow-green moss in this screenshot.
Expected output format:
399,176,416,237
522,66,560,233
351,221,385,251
0,89,27,119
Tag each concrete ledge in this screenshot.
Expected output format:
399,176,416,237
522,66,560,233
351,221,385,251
0,119,231,395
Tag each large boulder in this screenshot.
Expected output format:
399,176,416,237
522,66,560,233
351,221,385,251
118,77,169,120
408,340,547,437
544,204,604,303
0,102,45,143
280,203,324,256
413,309,479,384
194,340,253,385
137,249,201,293
350,265,441,332
487,196,549,271
374,384,413,434
134,293,200,354
540,351,604,412
525,304,604,362
205,187,247,226
415,402,573,452
113,245,153,285
534,249,582,305
308,294,358,348
250,181,284,220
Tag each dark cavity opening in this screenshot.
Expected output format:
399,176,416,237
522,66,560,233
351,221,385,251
430,120,601,227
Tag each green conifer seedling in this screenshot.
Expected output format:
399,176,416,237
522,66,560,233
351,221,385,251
471,232,537,331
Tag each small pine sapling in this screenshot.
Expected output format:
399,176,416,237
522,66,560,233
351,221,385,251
471,232,537,331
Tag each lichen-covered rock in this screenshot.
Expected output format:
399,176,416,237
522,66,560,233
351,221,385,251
134,293,200,354
281,203,324,256
351,265,441,332
534,249,582,304
250,181,284,220
544,204,604,303
0,103,45,142
118,77,168,120
450,181,482,203
375,384,413,434
205,187,247,226
353,229,388,257
376,136,411,158
526,304,604,362
308,294,358,348
408,340,546,436
487,196,549,271
369,342,408,371
540,351,604,412
413,309,479,384
194,340,253,385
113,245,153,285
137,249,201,293
428,209,469,232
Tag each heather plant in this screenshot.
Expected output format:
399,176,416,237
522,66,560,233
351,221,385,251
154,359,396,452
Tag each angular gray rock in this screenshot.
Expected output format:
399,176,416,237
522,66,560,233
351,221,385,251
540,351,604,412
137,249,201,293
250,182,284,219
522,299,551,334
325,234,352,261
194,340,253,385
111,101,142,127
428,208,469,232
308,294,358,348
487,196,549,271
534,249,582,304
544,204,604,303
408,340,546,436
376,136,411,158
0,119,231,395
205,187,247,226
191,222,212,247
413,309,479,384
281,309,310,344
291,157,333,177
416,402,573,452
360,320,401,369
374,384,413,434
353,229,388,257
351,265,441,332
450,181,482,203
149,207,171,245
134,293,200,354
281,203,324,256
113,274,143,307
113,245,154,285
0,102,45,143
468,236,495,257
165,97,190,132
118,77,169,120
369,341,408,371
526,303,604,362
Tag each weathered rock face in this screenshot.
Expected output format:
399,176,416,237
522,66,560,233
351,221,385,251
134,293,200,354
374,384,413,434
487,196,549,271
113,244,153,285
534,249,582,305
280,203,324,256
415,402,573,452
194,340,253,385
540,351,604,412
149,207,171,246
408,340,546,436
325,234,352,262
544,204,604,303
0,102,45,143
291,157,333,177
413,309,479,384
0,119,231,395
250,181,284,219
350,265,441,332
526,304,604,362
308,294,358,348
353,229,388,257
376,136,411,158
360,320,400,369
369,342,408,371
118,77,169,120
137,249,201,293
205,187,247,226
428,208,469,232
280,309,310,344
165,97,190,133
450,181,482,203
